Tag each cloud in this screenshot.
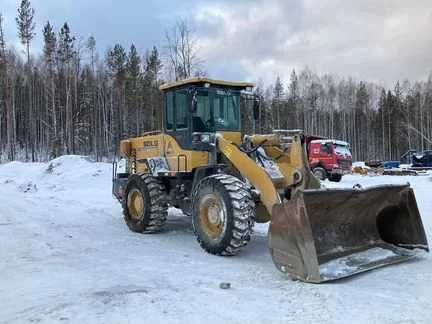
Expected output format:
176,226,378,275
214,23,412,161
193,0,432,87
2,0,431,87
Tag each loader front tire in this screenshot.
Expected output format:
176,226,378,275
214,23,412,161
123,174,168,233
192,174,255,256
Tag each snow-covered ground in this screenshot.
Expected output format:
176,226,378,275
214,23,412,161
0,156,431,323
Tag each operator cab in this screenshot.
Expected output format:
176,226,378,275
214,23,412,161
160,78,257,150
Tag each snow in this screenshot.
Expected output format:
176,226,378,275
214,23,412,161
319,246,415,281
310,139,349,147
1,156,432,323
352,161,370,169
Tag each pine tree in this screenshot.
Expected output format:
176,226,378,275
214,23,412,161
273,76,284,129
386,90,394,159
288,70,300,128
107,44,127,143
16,0,35,65
355,81,369,160
87,36,96,72
127,45,141,80
16,0,36,160
126,44,142,135
43,21,58,156
57,23,75,64
144,47,162,85
43,22,56,65
144,46,162,130
378,89,387,159
107,44,127,84
0,14,5,58
57,23,75,153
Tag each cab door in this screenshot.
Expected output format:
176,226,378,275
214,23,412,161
164,90,192,149
320,143,334,167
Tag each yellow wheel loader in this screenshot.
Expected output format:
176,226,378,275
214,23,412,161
112,78,429,283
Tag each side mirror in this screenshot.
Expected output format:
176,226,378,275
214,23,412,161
253,98,260,120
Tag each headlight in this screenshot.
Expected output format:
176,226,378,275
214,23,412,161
192,132,214,144
200,134,211,143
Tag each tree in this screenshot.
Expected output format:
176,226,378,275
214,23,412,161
378,89,387,159
107,44,127,144
57,23,75,64
107,44,127,83
43,22,56,65
288,70,299,126
57,22,75,153
144,46,162,130
272,76,284,129
3,6,432,164
42,21,59,156
144,46,162,86
354,81,369,160
87,36,96,72
164,19,203,81
126,44,142,135
0,14,5,55
16,0,35,65
16,0,36,160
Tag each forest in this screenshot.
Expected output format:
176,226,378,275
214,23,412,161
1,0,432,162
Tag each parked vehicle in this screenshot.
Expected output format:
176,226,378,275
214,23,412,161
383,161,400,169
307,139,352,182
412,150,432,168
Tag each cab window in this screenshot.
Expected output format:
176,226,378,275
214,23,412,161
175,91,188,130
213,91,240,131
193,92,211,132
321,143,333,154
166,92,174,130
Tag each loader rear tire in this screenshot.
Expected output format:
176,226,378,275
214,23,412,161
192,174,255,256
123,174,168,233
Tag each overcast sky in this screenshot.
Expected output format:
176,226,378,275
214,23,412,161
2,0,432,87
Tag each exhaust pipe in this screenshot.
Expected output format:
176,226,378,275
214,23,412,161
269,184,429,283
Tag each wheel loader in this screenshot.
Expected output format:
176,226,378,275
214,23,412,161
112,77,429,283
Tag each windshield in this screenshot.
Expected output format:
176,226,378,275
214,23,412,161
192,90,240,132
334,144,352,157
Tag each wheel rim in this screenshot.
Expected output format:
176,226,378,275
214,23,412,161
128,188,144,220
199,193,227,241
314,169,325,180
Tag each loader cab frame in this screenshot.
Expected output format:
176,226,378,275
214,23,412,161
161,78,255,150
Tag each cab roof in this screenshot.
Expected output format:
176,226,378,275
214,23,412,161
311,139,350,146
159,77,255,91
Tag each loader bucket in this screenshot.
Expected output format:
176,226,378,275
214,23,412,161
269,184,428,283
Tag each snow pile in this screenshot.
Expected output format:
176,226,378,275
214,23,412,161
352,161,370,169
1,156,432,323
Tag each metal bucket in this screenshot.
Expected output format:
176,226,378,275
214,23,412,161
269,184,429,283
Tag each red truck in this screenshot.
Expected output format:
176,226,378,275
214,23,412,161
307,138,352,182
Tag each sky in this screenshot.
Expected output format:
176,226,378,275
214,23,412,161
2,0,432,87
